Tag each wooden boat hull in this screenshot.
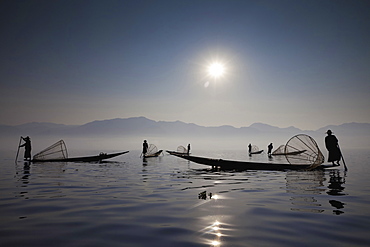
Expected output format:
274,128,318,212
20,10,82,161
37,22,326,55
166,150,188,156
32,151,129,162
170,153,335,171
144,150,163,158
272,150,307,156
249,150,263,155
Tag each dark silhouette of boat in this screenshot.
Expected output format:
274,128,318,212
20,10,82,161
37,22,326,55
144,150,163,158
32,151,129,162
169,153,336,171
249,150,263,155
30,140,129,163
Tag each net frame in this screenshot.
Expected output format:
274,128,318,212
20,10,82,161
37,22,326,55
146,144,158,155
250,145,259,153
272,145,285,155
33,140,68,160
176,146,187,153
284,134,324,168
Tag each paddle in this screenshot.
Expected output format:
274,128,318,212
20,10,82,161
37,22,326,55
338,144,347,171
15,136,22,163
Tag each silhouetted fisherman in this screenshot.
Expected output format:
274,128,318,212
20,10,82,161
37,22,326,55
267,143,273,157
142,140,148,156
248,143,252,154
325,130,341,166
187,144,191,155
19,136,32,161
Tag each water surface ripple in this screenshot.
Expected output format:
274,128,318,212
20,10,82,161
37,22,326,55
1,149,370,246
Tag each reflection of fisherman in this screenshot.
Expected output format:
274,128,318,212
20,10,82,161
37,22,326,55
267,143,273,156
187,144,191,155
325,130,341,166
142,140,148,156
20,136,32,160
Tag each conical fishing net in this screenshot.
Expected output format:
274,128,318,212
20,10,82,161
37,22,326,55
146,144,158,155
272,145,285,155
33,140,68,160
284,134,324,168
250,145,259,153
177,146,187,153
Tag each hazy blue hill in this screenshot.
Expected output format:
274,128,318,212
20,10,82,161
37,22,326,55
71,117,164,136
1,118,369,149
0,124,19,135
317,122,370,136
249,123,302,133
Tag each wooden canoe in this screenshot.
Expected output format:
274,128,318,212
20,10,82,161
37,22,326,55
271,150,307,156
32,151,129,162
249,150,263,155
169,153,337,171
144,150,163,158
166,150,189,156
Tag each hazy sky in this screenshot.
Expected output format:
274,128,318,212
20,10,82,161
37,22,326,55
1,0,369,130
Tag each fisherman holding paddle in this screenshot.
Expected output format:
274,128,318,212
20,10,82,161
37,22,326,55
142,140,148,157
19,136,32,161
325,130,341,166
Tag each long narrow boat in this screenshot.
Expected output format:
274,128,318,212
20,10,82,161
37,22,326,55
169,153,337,171
249,150,263,155
166,150,188,156
271,150,306,156
144,150,163,158
32,151,129,162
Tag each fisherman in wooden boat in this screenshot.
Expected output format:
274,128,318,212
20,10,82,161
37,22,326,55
142,140,148,156
19,136,32,161
325,130,341,166
267,143,273,157
187,144,191,155
248,143,252,154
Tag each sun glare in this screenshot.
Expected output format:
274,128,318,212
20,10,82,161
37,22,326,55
207,62,225,79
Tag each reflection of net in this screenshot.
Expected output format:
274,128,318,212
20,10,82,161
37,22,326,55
147,144,158,155
33,140,68,160
177,146,187,153
284,134,324,168
272,145,285,155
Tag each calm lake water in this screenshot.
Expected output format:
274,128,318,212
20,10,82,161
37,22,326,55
1,148,370,247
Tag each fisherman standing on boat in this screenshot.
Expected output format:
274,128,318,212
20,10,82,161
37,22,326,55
19,136,32,161
325,130,341,166
142,140,148,156
248,143,252,154
187,144,191,155
267,143,273,157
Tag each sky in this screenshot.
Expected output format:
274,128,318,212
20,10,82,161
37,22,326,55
1,0,369,130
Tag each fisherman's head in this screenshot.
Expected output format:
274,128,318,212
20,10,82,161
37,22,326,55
326,130,332,135
144,140,147,143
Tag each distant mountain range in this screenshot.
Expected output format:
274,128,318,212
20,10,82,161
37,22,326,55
1,117,369,149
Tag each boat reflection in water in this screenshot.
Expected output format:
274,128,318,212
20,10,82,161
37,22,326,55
286,169,346,214
327,170,346,215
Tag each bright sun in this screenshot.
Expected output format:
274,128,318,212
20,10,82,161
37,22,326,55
207,62,225,79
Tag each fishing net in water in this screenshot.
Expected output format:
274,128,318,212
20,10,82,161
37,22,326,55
146,144,158,155
33,140,68,160
177,146,187,153
284,134,324,168
272,145,285,155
